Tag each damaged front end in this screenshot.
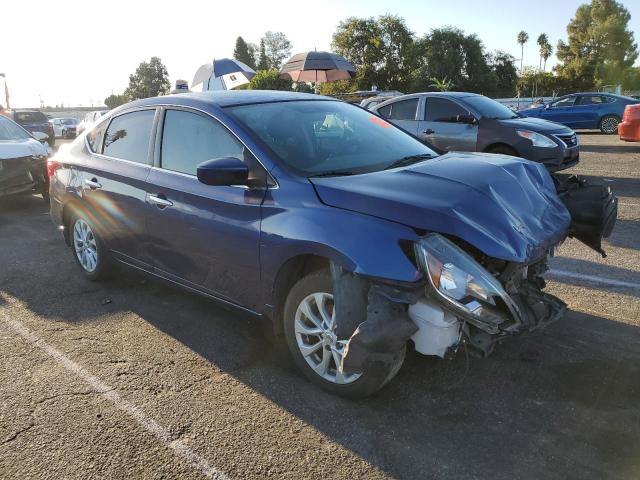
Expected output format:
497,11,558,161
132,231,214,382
337,234,568,373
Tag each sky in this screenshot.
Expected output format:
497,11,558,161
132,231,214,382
1,0,639,107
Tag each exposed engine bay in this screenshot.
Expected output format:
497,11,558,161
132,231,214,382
336,174,618,373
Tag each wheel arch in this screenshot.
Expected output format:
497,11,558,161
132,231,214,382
483,142,519,156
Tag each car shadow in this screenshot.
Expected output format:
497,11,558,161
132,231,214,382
563,174,640,198
580,143,640,154
2,196,640,479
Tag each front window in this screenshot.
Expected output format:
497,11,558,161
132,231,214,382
0,116,31,141
551,96,576,108
227,100,437,176
461,95,517,120
425,98,472,122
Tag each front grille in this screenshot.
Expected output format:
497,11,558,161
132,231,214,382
555,133,578,148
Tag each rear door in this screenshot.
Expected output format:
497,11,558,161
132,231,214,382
573,94,609,128
81,108,157,267
378,97,420,135
144,107,266,308
417,97,477,151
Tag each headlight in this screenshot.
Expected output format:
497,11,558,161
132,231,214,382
516,130,557,148
414,234,520,331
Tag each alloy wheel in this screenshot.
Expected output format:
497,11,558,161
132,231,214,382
73,219,98,273
601,117,619,134
294,292,361,384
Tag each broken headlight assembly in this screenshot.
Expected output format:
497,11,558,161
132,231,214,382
414,234,521,333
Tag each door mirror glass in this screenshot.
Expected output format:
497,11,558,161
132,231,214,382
456,114,476,125
197,157,249,186
32,131,48,142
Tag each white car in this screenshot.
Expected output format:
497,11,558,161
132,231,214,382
50,117,79,138
76,110,107,136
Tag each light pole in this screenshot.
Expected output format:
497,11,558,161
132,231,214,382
0,73,9,109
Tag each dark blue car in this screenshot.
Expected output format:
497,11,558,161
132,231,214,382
48,91,616,397
520,92,639,134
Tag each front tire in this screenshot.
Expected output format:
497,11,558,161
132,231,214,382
599,115,620,134
69,212,110,281
487,144,518,156
283,270,405,398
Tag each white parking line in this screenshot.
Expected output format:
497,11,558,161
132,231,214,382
0,310,230,480
548,269,640,290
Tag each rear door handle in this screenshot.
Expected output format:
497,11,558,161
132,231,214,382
423,129,435,135
148,194,173,208
84,178,102,189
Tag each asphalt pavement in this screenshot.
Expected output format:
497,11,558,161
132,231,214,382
0,133,638,479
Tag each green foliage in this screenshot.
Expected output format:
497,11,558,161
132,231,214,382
262,31,292,69
233,36,256,69
257,39,269,70
622,67,640,91
516,69,576,97
124,57,170,100
555,0,638,88
104,94,129,109
429,77,454,92
318,79,354,96
293,82,314,93
248,69,292,91
487,51,519,97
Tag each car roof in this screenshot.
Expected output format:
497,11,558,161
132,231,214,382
371,91,483,110
125,90,333,110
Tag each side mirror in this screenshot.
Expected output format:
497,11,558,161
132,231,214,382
32,131,49,143
197,157,249,186
456,114,477,125
545,104,551,110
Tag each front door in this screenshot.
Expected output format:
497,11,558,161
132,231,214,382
541,96,579,126
417,97,478,151
144,108,266,309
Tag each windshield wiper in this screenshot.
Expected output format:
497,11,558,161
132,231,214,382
308,170,355,178
384,153,434,170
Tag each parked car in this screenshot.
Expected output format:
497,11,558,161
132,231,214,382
519,92,640,134
49,91,616,398
50,117,79,139
0,115,49,200
76,110,107,136
360,96,395,110
11,109,54,146
618,103,640,142
372,92,579,172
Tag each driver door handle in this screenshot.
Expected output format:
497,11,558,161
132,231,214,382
84,178,102,190
148,194,173,208
423,128,435,135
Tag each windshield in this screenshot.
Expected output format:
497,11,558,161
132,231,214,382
463,95,519,120
61,118,77,125
227,100,437,175
0,116,31,141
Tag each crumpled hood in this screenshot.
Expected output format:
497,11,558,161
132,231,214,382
310,152,571,263
498,116,570,133
0,139,48,159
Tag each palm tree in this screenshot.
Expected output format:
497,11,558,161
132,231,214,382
537,33,548,70
517,31,529,73
429,77,454,92
541,42,553,72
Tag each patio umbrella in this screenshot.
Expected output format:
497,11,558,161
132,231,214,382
279,51,356,84
192,58,256,91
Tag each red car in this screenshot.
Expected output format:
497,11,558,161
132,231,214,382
619,103,640,142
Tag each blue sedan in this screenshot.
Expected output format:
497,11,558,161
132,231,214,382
520,92,639,134
48,91,615,397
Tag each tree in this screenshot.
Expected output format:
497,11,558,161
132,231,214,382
332,15,416,91
257,39,269,70
537,33,549,70
233,36,256,69
556,0,638,88
248,68,292,90
262,31,292,69
429,77,454,91
517,30,529,72
124,57,170,100
540,42,553,72
104,93,129,109
411,27,492,93
487,51,518,97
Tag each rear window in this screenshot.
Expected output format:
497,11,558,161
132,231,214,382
14,111,48,124
388,98,419,120
102,110,155,163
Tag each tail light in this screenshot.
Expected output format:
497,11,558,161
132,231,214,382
47,158,59,177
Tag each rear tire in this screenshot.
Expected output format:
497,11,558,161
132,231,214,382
487,144,518,156
599,115,620,134
283,269,405,399
69,211,111,281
